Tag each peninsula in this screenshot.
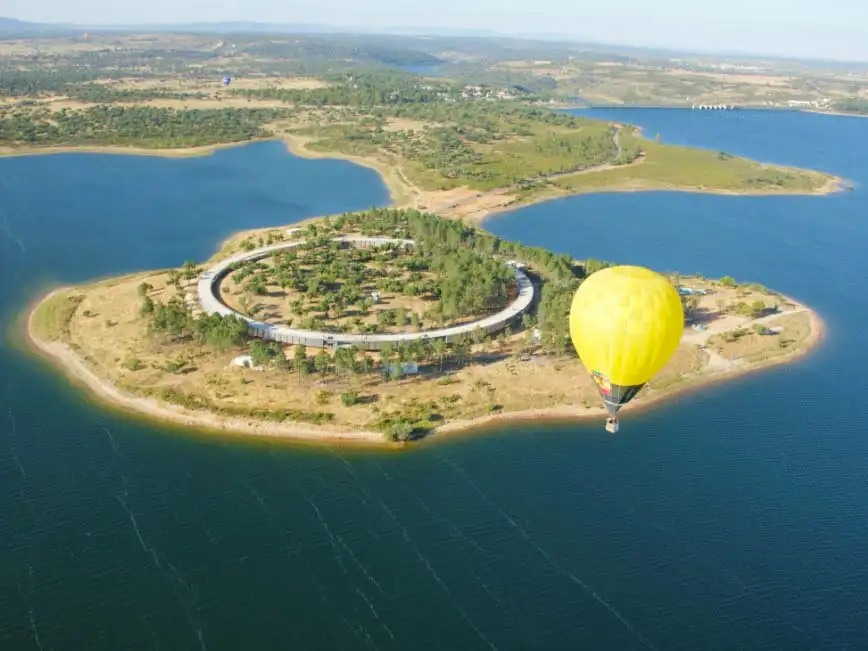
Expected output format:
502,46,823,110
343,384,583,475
6,37,829,443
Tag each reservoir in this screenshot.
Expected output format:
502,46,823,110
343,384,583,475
2,111,867,650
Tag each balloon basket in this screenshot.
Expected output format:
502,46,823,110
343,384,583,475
605,418,619,434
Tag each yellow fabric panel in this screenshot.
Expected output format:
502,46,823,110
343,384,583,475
569,265,684,386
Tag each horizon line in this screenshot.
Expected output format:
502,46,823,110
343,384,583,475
3,15,868,66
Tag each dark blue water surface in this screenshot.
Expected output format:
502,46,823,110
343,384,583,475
2,113,868,650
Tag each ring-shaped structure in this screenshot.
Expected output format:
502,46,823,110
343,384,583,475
197,236,535,351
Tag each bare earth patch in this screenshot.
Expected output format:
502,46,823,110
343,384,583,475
382,118,437,133
109,75,330,92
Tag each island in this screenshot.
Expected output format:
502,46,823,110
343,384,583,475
5,32,829,444
28,206,823,445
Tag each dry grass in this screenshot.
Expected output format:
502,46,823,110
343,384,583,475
661,69,796,86
382,118,435,132
40,262,817,435
41,97,293,111
274,122,517,220
110,76,329,92
707,312,812,362
29,289,84,341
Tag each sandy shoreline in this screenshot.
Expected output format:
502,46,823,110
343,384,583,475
24,285,826,446
434,307,826,438
0,138,271,159
25,290,387,446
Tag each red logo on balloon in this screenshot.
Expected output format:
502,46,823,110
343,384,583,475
591,371,612,396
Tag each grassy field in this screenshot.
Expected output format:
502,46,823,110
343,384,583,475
278,109,832,200
549,130,831,194
283,108,618,191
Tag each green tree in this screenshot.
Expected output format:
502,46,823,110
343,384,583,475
750,301,767,318
294,344,309,383
431,338,448,372
139,296,155,315
452,339,471,368
182,260,199,280
314,350,331,376
250,340,278,367
379,343,394,370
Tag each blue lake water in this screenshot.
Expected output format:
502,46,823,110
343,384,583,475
2,112,868,650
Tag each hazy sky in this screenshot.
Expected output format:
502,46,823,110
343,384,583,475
8,0,868,61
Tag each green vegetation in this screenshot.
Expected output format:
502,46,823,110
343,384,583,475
724,300,776,318
135,386,335,426
41,204,809,441
238,207,597,353
290,102,617,190
145,295,250,351
0,105,285,147
834,98,868,114
343,207,591,351
0,70,207,103
546,130,829,194
146,207,600,383
225,230,514,333
232,70,458,105
374,399,443,442
1,70,106,96
4,28,868,111
0,50,832,196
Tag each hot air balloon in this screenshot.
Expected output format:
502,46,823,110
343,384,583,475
223,75,232,87
569,265,684,433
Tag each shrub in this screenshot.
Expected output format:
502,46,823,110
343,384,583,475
341,391,359,407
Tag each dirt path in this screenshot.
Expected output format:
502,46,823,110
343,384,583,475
681,306,810,373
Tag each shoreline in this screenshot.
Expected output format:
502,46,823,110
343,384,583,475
280,133,419,207
0,138,271,160
24,289,387,447
277,132,845,230
24,284,826,446
0,129,843,223
475,175,844,229
10,120,834,446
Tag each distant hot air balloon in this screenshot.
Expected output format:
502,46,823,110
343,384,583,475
569,265,684,433
223,75,232,87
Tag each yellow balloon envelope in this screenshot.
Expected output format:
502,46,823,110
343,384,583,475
569,265,684,423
